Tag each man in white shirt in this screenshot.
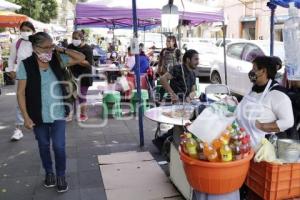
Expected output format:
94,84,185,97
6,21,35,141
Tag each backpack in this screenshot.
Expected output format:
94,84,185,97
14,39,23,64
271,84,300,140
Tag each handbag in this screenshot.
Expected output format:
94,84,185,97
55,51,78,104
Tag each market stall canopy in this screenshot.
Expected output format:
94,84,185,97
75,0,224,29
0,0,21,11
0,11,28,28
269,0,300,8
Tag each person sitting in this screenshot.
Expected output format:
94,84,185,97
152,50,199,154
160,49,198,103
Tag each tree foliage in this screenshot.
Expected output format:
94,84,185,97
7,0,58,23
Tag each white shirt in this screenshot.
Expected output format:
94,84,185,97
125,55,135,70
237,88,294,147
250,90,294,131
6,39,33,72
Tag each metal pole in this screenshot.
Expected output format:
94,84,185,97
267,2,276,56
222,21,227,85
132,0,144,146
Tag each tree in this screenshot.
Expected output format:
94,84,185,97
7,0,58,23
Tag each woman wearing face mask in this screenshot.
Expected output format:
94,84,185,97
236,56,294,148
67,30,93,122
16,32,85,192
6,21,36,141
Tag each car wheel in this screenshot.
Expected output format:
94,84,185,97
210,71,221,84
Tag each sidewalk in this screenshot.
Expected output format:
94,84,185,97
0,85,170,200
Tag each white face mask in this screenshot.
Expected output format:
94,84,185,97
20,31,33,40
72,40,81,47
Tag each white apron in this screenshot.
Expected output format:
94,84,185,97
236,80,276,148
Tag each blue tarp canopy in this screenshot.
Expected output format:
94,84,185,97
270,0,300,8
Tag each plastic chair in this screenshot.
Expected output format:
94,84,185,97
102,91,122,118
130,89,149,113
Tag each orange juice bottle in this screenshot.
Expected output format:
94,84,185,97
197,141,206,160
180,134,188,154
185,133,198,159
212,139,222,159
204,143,218,162
220,140,233,162
219,131,231,144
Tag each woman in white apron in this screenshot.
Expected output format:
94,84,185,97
193,56,294,200
236,56,294,148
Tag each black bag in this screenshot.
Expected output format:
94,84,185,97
4,72,15,85
55,51,78,104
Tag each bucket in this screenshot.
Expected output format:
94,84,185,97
180,148,254,194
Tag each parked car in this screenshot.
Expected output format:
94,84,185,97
214,38,246,48
210,40,285,96
182,41,218,77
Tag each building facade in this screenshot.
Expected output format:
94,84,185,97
190,0,295,41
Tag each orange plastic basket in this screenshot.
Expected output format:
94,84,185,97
179,148,254,194
246,161,300,200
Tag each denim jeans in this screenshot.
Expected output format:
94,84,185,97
34,120,66,177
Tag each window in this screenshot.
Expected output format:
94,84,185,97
242,44,264,62
227,43,245,60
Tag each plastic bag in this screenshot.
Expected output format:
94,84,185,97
117,76,130,91
188,106,235,144
254,138,282,164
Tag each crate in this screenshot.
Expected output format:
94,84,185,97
246,161,300,200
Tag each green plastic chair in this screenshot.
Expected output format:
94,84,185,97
130,89,149,113
102,91,122,118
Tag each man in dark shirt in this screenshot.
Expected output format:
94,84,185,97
160,49,198,103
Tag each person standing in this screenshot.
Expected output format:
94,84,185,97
157,35,181,102
137,43,150,74
16,32,85,192
236,56,294,147
67,30,93,122
124,47,135,71
6,21,36,141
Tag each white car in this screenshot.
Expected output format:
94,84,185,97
182,40,218,77
210,40,285,96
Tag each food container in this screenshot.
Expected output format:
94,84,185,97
277,139,300,162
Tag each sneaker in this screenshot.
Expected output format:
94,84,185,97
65,111,73,122
11,128,23,141
78,114,88,122
57,176,68,193
44,173,56,188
